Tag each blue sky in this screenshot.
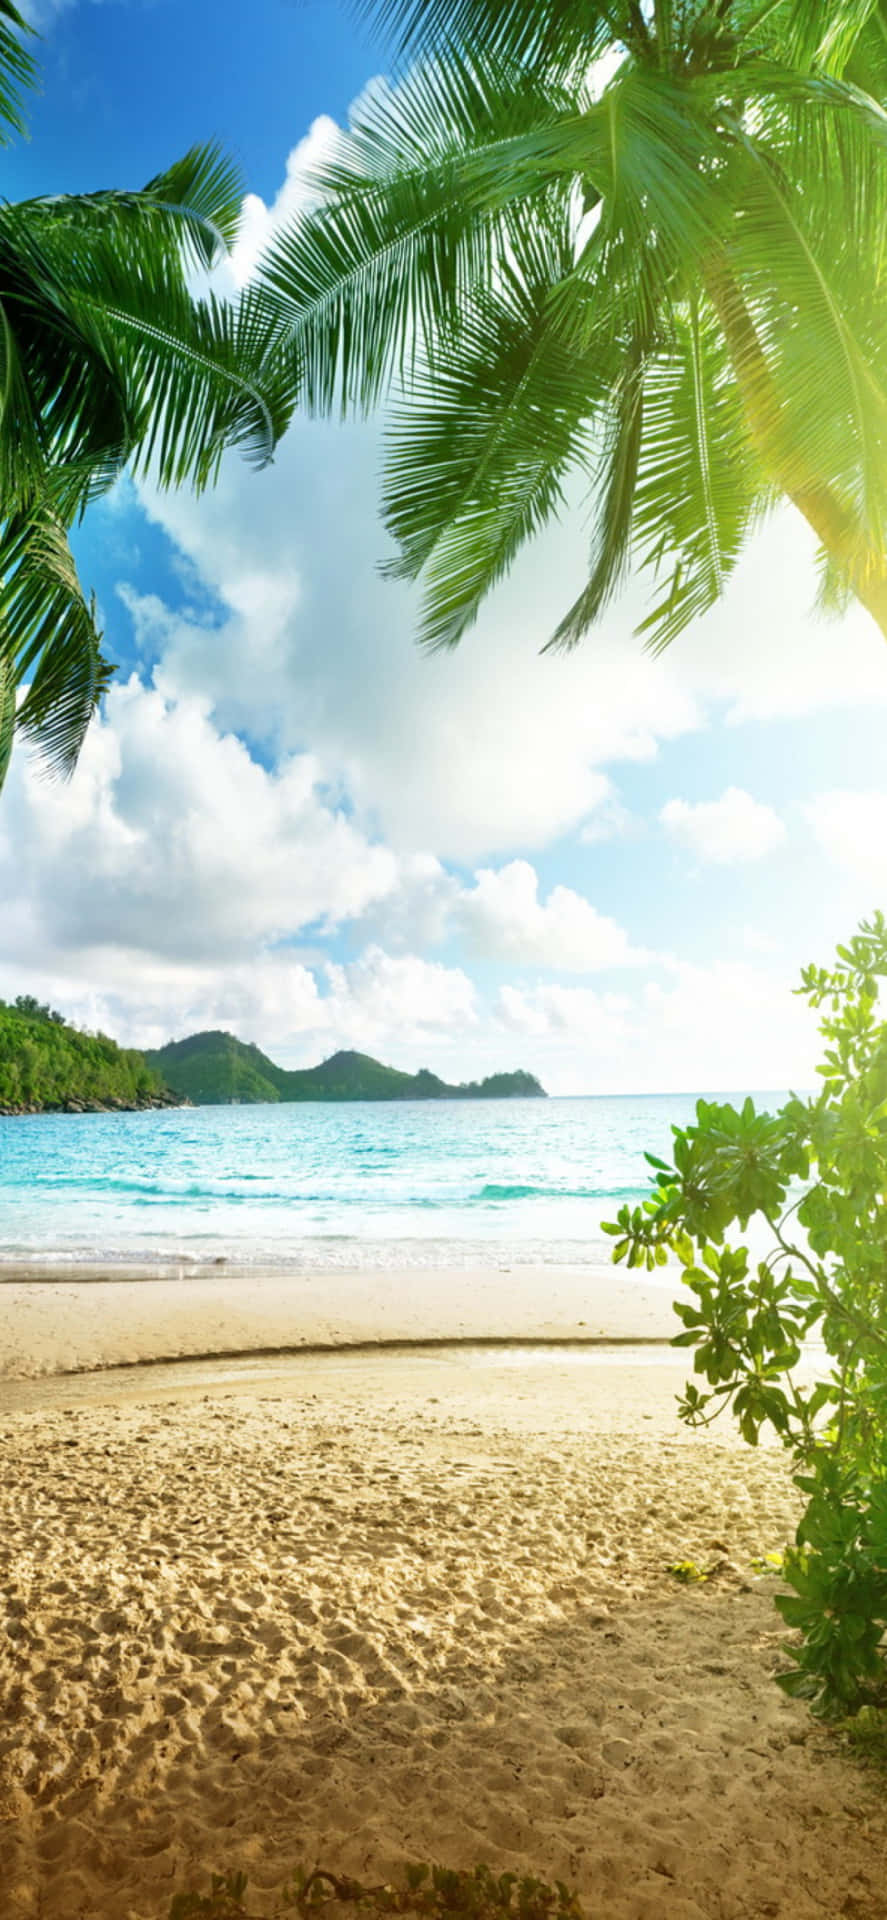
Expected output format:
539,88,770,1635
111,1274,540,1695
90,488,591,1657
2,0,887,1092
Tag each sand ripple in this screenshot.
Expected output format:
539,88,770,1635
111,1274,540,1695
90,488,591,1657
1,1376,885,1919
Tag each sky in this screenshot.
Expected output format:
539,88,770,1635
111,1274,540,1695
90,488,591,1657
3,0,887,1094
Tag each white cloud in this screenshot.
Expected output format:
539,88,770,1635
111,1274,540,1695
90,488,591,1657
133,434,701,859
458,860,646,970
226,118,340,288
492,957,817,1095
579,796,636,844
805,789,887,887
320,947,478,1052
0,676,399,967
636,958,815,1093
661,786,786,865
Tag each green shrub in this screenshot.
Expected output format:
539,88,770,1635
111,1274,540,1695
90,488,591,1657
605,914,887,1719
170,1864,583,1920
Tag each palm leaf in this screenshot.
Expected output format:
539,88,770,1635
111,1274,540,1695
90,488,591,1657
352,0,622,77
735,0,884,70
722,117,887,550
382,220,603,647
0,641,15,789
84,278,295,485
549,336,645,648
260,53,595,414
0,508,114,788
25,142,246,271
0,207,132,509
629,307,766,651
1,206,293,496
0,0,34,147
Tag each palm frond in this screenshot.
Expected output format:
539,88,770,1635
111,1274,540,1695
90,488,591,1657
723,125,887,552
0,209,131,510
0,0,34,147
814,547,856,616
78,275,295,486
351,0,623,77
548,337,644,648
23,142,246,271
0,205,294,500
0,640,15,790
628,306,766,652
259,53,593,414
734,0,884,71
0,508,114,789
382,225,603,649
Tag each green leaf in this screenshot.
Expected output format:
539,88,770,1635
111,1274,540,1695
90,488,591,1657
0,0,35,148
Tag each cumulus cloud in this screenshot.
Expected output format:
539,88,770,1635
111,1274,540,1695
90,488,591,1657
661,787,786,865
320,947,478,1052
0,676,399,967
805,790,887,887
226,118,341,288
490,956,817,1095
133,428,700,859
458,861,647,970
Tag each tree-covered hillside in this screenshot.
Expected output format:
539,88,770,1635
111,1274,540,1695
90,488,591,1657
0,997,176,1113
146,1032,545,1104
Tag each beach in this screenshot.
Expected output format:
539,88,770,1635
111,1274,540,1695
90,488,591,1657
0,1262,680,1379
2,1293,886,1920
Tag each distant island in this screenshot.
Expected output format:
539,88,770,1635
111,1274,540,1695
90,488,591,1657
146,1031,546,1105
0,1002,545,1114
0,997,178,1115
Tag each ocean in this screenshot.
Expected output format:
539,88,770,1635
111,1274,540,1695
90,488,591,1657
0,1091,787,1270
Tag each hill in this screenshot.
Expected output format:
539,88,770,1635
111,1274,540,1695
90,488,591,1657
0,997,178,1115
145,1032,546,1105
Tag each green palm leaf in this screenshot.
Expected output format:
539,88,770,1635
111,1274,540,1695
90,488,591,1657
632,306,766,651
0,47,296,789
549,338,645,648
0,508,113,781
0,0,34,147
26,142,246,271
354,0,629,75
382,220,603,647
260,54,593,413
264,0,887,656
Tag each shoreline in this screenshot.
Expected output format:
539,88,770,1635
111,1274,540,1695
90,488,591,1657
0,1260,682,1380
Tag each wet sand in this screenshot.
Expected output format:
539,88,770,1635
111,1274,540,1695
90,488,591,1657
0,1263,677,1380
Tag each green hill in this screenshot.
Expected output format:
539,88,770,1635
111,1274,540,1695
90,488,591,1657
145,1032,546,1105
0,997,177,1115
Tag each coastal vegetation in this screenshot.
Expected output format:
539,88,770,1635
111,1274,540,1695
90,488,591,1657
0,0,293,792
260,1,887,653
607,915,887,1722
0,997,174,1112
146,1030,545,1103
171,1863,583,1920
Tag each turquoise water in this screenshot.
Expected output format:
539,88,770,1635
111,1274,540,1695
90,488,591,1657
0,1092,786,1269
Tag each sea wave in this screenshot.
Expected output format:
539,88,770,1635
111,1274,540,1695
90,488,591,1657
476,1181,645,1203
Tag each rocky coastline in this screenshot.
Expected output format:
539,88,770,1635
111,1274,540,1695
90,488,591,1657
0,1091,188,1117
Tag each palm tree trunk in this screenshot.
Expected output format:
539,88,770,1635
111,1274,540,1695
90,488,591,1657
705,259,887,641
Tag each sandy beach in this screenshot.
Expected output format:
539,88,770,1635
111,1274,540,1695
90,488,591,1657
2,1322,886,1920
0,1264,680,1380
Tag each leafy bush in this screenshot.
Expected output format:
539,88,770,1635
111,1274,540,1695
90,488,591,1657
170,1864,583,1920
605,914,887,1719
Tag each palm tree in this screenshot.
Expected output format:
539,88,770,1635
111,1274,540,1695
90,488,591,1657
258,0,887,659
0,0,294,789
